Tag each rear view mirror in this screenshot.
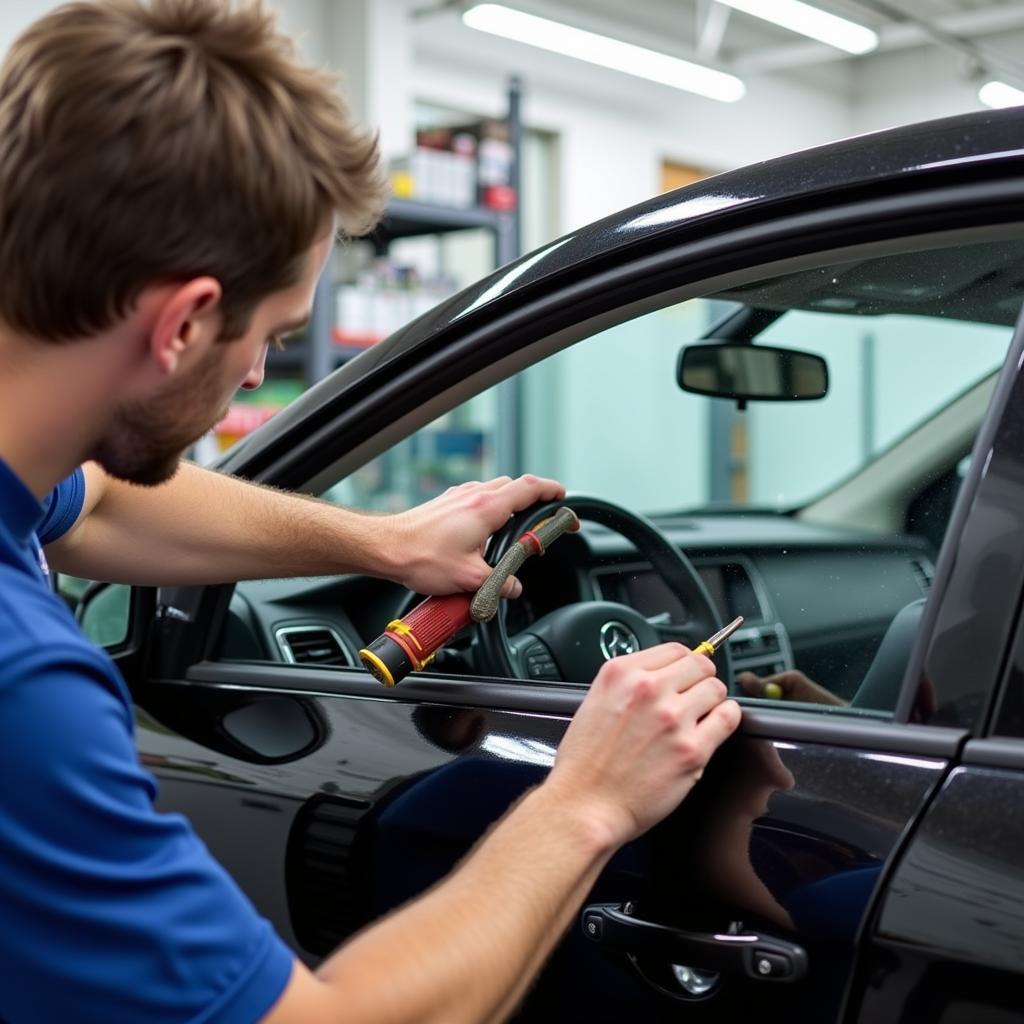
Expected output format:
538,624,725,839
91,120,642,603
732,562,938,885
678,343,828,402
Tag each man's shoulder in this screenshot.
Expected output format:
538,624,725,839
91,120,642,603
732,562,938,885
0,563,113,682
38,466,87,547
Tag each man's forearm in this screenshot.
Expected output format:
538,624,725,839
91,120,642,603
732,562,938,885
46,461,399,586
488,841,608,1023
305,783,615,1024
47,462,565,595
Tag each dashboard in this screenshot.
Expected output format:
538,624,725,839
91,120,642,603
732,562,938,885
592,556,794,680
220,511,935,704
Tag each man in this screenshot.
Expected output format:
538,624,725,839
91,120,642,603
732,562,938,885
0,2,741,1022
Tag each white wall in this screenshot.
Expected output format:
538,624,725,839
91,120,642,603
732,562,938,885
0,2,54,45
268,0,857,242
850,33,1024,135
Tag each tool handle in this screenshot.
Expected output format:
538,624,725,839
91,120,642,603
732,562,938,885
399,593,475,657
470,506,580,623
359,593,474,687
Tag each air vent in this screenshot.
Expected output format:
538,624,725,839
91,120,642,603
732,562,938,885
909,558,934,595
276,625,354,666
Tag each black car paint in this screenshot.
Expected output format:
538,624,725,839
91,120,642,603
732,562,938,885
850,757,1024,1021
138,675,948,1023
132,108,1024,1021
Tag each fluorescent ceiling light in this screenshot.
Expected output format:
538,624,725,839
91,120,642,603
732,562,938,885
979,80,1024,109
462,4,745,103
716,0,878,55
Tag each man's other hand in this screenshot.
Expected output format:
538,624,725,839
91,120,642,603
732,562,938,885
544,644,742,849
387,475,565,597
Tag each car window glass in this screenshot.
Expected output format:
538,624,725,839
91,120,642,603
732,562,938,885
79,584,131,648
749,312,1006,507
233,237,1021,724
326,304,1008,519
55,573,90,612
57,575,131,648
324,388,501,511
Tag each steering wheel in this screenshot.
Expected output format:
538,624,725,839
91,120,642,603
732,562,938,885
475,496,732,687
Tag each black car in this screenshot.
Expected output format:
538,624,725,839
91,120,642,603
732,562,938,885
83,106,1024,1021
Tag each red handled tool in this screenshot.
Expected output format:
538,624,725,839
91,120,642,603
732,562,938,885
359,506,580,687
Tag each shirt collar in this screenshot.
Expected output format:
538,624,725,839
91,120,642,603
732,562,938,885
0,457,46,544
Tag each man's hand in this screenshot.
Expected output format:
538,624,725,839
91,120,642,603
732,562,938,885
385,475,565,597
544,643,742,849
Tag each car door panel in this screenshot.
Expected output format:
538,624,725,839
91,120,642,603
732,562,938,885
138,665,960,1022
848,750,1024,1023
842,300,1024,1020
602,730,952,1023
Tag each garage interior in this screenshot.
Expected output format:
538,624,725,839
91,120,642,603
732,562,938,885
4,3,1024,1022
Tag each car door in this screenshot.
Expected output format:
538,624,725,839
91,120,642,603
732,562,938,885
129,165,1024,1022
847,356,1024,1023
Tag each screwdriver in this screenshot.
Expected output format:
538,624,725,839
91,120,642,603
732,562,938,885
691,615,744,658
696,615,784,699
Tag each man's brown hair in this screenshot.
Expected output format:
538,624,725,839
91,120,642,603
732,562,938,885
0,0,388,341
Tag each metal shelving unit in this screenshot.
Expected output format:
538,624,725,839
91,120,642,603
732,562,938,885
266,79,525,475
281,196,519,385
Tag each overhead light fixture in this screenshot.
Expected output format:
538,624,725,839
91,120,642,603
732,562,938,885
716,0,878,55
978,80,1024,109
462,3,746,103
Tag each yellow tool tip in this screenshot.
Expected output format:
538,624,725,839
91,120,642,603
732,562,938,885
763,682,783,700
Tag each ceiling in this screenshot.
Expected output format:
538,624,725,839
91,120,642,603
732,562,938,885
432,0,1024,96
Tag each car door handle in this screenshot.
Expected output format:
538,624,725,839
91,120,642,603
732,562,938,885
581,903,808,984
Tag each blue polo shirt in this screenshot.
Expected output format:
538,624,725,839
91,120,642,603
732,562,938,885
0,460,294,1023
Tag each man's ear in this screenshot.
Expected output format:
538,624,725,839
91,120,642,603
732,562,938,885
149,277,223,375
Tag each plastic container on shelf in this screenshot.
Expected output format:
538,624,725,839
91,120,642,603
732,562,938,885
334,261,459,347
390,146,476,209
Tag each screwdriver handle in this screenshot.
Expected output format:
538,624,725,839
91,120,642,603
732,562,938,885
360,593,474,687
